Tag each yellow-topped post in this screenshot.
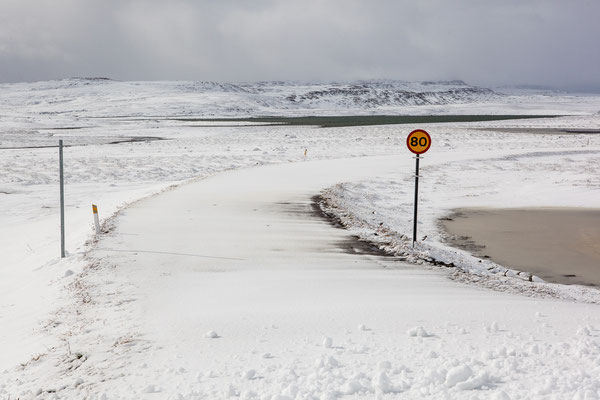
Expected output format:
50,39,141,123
92,204,100,234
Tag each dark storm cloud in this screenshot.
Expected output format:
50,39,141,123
1,0,599,91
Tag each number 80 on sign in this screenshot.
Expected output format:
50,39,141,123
406,129,431,154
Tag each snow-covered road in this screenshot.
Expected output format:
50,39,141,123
1,79,600,399
9,155,599,399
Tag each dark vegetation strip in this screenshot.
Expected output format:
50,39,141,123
173,115,562,128
0,137,164,150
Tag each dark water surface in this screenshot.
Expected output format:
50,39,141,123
442,208,600,286
176,115,561,128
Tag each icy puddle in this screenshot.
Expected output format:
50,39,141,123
442,208,600,286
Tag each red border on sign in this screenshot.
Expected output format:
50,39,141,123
406,129,432,154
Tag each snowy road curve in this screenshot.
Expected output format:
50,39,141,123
10,156,600,399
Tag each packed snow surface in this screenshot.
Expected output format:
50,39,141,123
1,79,600,399
6,157,600,399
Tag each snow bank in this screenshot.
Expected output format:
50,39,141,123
319,114,600,303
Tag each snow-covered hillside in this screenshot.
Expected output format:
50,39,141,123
0,79,496,115
1,79,599,125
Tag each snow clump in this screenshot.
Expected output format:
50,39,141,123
407,326,431,337
205,330,219,339
142,384,160,393
242,369,256,380
315,355,340,369
372,371,395,394
577,326,592,336
445,364,472,387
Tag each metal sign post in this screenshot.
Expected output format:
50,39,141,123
59,140,65,258
406,129,431,247
413,153,420,246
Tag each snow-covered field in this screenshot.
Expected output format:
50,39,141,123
1,79,600,399
320,122,600,300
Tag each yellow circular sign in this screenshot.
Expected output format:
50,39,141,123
406,129,431,154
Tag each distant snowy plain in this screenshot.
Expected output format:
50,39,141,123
1,79,600,399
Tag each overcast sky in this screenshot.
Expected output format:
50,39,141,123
1,0,599,91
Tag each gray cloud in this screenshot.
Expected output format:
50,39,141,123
1,0,599,91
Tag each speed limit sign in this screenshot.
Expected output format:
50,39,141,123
406,129,431,247
406,129,431,154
